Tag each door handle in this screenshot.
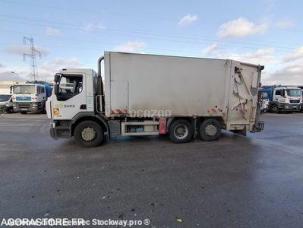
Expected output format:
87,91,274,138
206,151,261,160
80,104,87,110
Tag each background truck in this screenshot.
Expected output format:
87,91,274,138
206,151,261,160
298,86,303,112
0,94,13,113
46,52,264,147
0,82,15,113
12,81,52,114
258,88,270,113
261,85,302,113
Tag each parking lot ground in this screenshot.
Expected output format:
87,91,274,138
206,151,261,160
0,113,303,227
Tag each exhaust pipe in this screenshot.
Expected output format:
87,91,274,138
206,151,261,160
97,56,105,113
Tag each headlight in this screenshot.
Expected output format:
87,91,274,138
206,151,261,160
279,98,286,103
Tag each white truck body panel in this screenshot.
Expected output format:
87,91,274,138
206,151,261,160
104,52,261,131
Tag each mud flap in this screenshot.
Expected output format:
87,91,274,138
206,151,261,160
252,121,264,132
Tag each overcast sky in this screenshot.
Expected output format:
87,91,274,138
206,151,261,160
0,0,302,85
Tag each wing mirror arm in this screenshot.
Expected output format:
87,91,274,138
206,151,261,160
54,73,62,95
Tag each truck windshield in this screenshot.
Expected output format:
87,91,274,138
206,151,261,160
13,85,35,94
286,89,301,97
0,95,11,102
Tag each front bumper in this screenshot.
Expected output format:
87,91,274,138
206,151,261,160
278,103,301,111
50,124,57,139
0,104,13,112
49,121,72,139
13,102,43,113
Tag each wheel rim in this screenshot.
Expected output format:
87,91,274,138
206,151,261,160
81,127,96,142
174,124,189,140
205,124,217,136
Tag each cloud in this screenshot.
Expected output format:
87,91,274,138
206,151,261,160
0,64,4,68
283,47,303,62
0,71,27,81
178,14,198,27
220,48,275,65
46,27,62,37
264,47,303,85
38,58,83,81
275,19,295,29
5,44,49,56
265,64,303,85
209,42,303,85
202,43,218,55
114,41,145,53
218,18,268,38
0,58,83,82
82,22,106,32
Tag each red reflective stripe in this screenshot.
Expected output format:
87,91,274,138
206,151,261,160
111,109,128,114
159,118,167,134
111,109,118,114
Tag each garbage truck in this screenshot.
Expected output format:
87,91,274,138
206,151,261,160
12,81,52,113
46,52,264,147
261,85,302,112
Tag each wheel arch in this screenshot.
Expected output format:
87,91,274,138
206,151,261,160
167,117,194,129
197,116,225,129
71,113,109,137
167,116,225,133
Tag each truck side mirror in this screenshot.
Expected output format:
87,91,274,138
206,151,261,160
54,74,61,83
53,74,61,95
54,84,59,95
282,89,286,98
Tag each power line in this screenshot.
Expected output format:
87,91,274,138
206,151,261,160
0,14,301,52
23,37,41,81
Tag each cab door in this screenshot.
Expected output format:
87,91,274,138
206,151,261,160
51,73,91,120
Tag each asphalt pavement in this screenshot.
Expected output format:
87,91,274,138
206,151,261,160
0,113,303,227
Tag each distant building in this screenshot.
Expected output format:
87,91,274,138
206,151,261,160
0,81,24,94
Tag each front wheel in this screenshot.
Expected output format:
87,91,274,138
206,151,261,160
270,105,279,113
74,120,104,147
169,119,194,143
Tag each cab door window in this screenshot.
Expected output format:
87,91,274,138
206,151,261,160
56,75,83,101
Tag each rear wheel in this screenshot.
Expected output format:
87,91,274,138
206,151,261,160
169,119,194,143
74,120,104,147
199,119,221,141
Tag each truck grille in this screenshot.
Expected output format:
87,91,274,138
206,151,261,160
290,100,300,104
16,96,31,101
18,103,31,109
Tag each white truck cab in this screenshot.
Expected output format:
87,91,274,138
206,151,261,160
12,83,51,113
47,69,96,120
272,86,302,112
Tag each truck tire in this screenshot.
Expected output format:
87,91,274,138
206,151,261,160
169,119,193,143
270,104,279,113
74,120,104,147
199,119,221,141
